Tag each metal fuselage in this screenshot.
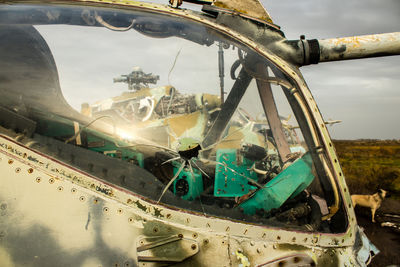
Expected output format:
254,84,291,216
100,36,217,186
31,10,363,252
1,1,396,266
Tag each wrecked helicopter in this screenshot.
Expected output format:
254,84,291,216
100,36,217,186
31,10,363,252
0,0,399,266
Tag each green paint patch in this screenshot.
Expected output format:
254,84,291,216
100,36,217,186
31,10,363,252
134,200,148,212
153,207,164,218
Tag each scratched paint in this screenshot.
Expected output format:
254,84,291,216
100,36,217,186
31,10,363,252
319,32,400,62
0,139,115,197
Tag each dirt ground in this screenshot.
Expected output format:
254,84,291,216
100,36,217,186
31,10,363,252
333,140,400,266
354,198,400,267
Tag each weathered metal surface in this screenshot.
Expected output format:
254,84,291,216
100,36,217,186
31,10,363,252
257,253,316,266
0,0,391,265
0,127,357,266
214,149,258,197
261,32,400,66
240,153,315,215
136,235,199,263
256,64,291,162
213,0,273,23
319,32,400,63
0,134,231,266
0,0,344,228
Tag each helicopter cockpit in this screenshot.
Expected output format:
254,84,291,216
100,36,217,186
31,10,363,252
0,4,347,233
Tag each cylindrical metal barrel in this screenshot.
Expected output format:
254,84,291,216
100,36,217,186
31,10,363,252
318,32,400,62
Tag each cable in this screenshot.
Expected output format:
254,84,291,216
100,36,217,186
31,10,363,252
168,48,181,85
95,12,135,32
65,115,115,144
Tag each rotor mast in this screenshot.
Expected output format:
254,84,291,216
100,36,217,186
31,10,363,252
169,0,400,66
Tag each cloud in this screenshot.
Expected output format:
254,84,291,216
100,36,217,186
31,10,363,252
36,1,399,139
262,0,400,139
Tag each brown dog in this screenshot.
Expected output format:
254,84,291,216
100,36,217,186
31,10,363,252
351,189,388,223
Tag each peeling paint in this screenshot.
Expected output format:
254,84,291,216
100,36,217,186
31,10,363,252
153,207,164,218
133,200,148,213
0,1,377,264
95,185,113,196
0,139,120,199
319,32,400,62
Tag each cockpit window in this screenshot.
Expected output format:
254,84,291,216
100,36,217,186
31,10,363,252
0,4,346,233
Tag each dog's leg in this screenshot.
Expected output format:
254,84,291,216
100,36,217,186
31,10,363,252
351,195,357,208
371,208,376,223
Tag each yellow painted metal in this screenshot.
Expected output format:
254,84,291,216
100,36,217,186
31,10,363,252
319,32,400,62
213,0,273,23
12,0,356,244
0,0,363,261
0,132,360,266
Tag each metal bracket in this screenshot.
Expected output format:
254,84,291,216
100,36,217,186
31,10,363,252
299,35,320,65
137,235,199,264
169,0,182,8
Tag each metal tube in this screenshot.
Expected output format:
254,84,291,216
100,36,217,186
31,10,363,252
319,32,400,62
255,64,291,163
202,67,253,149
218,42,225,104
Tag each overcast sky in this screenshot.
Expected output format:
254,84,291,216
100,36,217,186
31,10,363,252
264,0,400,140
40,0,399,140
169,0,400,140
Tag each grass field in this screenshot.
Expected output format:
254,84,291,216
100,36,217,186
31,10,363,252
333,140,400,267
333,140,400,198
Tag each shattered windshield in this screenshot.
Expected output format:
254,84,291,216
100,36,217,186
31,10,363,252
0,4,345,232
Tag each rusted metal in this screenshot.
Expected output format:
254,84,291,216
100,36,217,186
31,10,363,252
319,32,400,63
213,0,273,23
276,33,400,66
0,1,395,266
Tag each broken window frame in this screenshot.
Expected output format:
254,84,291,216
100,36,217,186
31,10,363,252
0,3,346,233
